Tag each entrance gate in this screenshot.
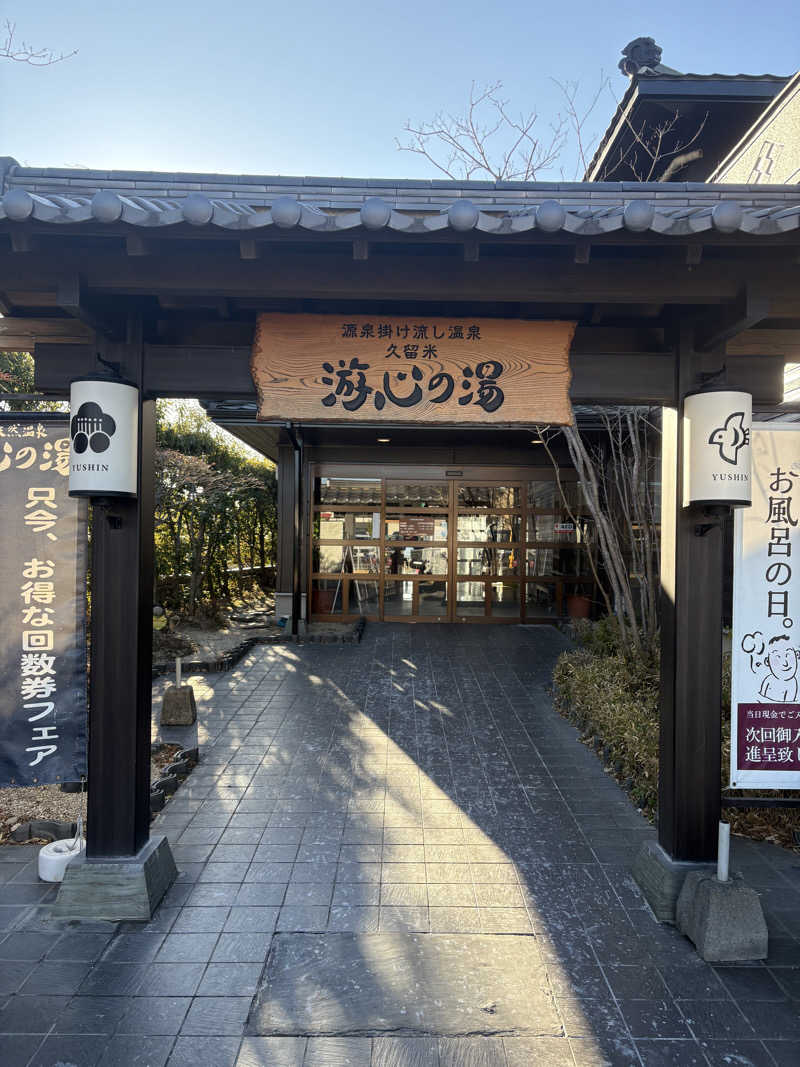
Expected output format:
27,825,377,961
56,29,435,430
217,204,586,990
309,466,596,623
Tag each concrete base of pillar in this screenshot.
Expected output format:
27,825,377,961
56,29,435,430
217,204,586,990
632,840,716,923
677,871,768,962
52,835,177,922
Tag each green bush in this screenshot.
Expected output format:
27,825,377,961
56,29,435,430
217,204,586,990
554,638,660,816
555,620,799,850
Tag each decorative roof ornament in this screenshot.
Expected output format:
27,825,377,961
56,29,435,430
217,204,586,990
619,37,665,77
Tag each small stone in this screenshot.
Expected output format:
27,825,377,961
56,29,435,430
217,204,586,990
160,685,197,726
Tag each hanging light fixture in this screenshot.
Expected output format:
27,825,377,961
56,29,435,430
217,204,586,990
68,377,139,498
683,389,752,508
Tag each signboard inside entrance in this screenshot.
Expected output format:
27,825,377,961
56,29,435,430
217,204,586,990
731,423,800,789
251,314,575,425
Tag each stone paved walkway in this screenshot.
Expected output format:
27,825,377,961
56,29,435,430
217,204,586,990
2,624,800,1066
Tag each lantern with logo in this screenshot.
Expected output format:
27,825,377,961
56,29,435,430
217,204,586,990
68,377,139,499
683,388,752,511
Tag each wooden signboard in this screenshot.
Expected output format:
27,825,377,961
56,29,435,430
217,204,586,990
251,314,574,425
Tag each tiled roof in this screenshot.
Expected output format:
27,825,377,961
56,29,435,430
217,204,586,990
1,160,799,237
584,72,790,181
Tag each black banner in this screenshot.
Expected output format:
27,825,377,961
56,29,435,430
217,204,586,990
0,415,89,785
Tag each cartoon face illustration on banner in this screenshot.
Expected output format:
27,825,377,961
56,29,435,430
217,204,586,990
683,390,752,508
740,630,800,703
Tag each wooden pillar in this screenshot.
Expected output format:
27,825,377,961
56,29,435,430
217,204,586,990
275,442,296,615
658,322,724,862
85,325,155,859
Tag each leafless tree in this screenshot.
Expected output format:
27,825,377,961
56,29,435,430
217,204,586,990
398,76,707,183
597,106,708,182
398,80,571,182
1,19,76,65
540,411,661,656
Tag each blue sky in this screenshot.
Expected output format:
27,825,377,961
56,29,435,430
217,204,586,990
1,1,798,180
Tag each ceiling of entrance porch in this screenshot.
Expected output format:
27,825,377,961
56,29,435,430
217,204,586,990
2,162,800,239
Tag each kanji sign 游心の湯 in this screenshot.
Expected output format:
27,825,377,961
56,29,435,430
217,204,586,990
250,314,575,425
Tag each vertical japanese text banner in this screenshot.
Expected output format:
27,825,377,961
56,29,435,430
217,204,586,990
731,424,800,788
0,418,88,786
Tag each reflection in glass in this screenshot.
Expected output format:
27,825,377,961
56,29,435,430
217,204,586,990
458,485,520,509
317,545,380,574
385,547,447,575
527,514,584,543
457,513,520,542
311,579,343,615
385,482,448,508
385,514,448,542
317,478,382,506
527,480,583,509
349,580,379,616
456,580,485,616
490,581,521,618
419,580,448,616
525,581,558,617
526,547,590,576
317,511,379,540
526,548,555,576
457,547,518,576
383,579,414,616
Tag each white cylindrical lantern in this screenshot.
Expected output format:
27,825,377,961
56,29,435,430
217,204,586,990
69,378,139,498
683,389,752,508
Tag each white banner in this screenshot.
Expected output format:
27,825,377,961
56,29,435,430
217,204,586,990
731,423,800,788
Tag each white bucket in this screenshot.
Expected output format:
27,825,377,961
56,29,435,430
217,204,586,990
38,835,86,882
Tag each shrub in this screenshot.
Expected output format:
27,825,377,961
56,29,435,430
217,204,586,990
553,639,659,816
555,619,799,850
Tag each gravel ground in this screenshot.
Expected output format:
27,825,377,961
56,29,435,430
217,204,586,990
0,744,183,845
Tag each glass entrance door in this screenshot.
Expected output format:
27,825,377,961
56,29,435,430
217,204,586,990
383,480,450,621
310,469,595,623
454,481,522,621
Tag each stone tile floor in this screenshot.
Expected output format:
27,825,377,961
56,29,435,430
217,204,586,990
1,624,800,1065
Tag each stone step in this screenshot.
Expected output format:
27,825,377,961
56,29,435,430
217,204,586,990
249,933,561,1038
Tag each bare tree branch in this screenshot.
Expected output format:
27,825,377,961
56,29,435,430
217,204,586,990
398,73,705,185
551,76,609,180
598,80,709,181
1,19,76,65
397,80,569,182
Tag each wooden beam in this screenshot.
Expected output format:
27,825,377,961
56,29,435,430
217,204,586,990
574,242,591,265
32,341,785,405
3,249,799,305
239,238,260,260
4,290,59,307
10,231,34,254
126,234,151,257
0,317,93,352
729,328,800,360
695,285,771,352
463,240,480,263
57,276,121,340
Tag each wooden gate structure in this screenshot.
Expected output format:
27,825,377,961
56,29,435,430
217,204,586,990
1,158,799,914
